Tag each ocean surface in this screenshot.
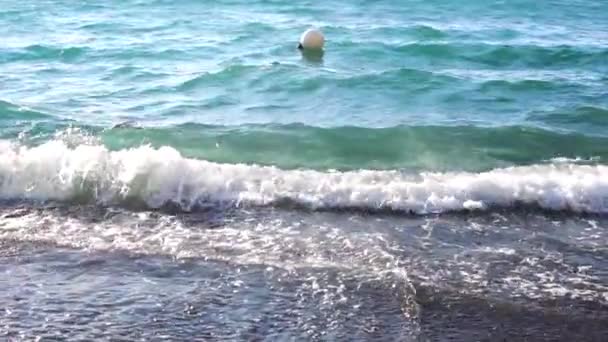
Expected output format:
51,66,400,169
1,0,608,340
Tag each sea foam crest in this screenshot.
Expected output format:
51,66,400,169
1,140,607,214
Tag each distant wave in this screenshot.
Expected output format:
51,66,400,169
336,41,608,68
3,40,604,69
1,139,608,215
170,62,598,99
324,24,447,40
0,45,88,63
0,100,50,120
176,64,262,91
529,106,608,127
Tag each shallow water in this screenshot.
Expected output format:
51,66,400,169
1,206,608,340
1,0,608,340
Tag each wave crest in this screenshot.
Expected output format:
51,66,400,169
1,140,608,214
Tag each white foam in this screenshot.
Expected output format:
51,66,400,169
1,207,606,304
1,140,608,214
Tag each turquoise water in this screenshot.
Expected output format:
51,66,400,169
1,1,608,340
1,0,607,172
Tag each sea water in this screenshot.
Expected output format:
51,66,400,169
1,0,607,340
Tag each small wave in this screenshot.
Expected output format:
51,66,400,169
1,140,608,215
176,64,261,91
338,68,459,90
478,79,560,92
466,44,608,68
327,24,447,40
0,100,50,120
338,41,608,68
253,66,460,95
0,45,88,63
408,25,447,39
530,106,608,127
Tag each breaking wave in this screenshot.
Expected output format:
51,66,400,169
1,139,608,214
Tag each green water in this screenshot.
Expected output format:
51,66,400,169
1,0,607,172
2,2,608,340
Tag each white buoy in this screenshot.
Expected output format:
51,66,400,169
298,28,325,50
